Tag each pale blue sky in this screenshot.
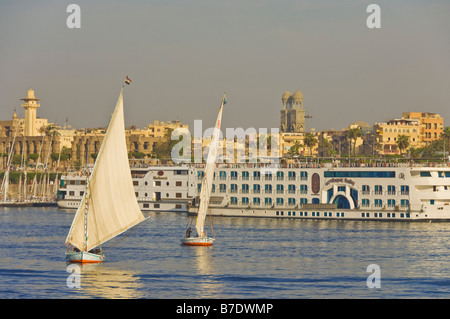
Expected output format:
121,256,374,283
0,0,449,132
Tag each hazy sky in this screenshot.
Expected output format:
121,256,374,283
0,0,449,134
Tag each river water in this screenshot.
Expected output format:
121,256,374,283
1,206,450,299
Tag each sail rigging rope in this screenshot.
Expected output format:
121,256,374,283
102,221,138,250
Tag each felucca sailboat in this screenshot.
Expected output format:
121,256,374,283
65,84,146,263
181,94,227,246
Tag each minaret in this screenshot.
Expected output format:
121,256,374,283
280,90,306,133
21,89,40,136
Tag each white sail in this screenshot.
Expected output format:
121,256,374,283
66,89,146,251
195,96,226,237
2,170,9,203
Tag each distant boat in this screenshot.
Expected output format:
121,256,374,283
0,117,20,205
65,87,147,263
181,94,227,246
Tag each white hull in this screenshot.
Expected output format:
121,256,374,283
58,198,188,212
65,251,104,263
190,206,450,221
58,199,80,209
180,237,215,246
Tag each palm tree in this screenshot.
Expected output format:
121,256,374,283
287,140,303,157
40,124,60,169
327,148,337,157
318,137,332,157
347,127,362,156
397,134,410,155
303,133,317,157
441,127,450,159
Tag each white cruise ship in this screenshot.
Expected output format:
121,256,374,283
57,165,197,212
189,162,450,221
58,161,450,221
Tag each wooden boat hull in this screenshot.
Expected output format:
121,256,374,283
66,251,104,263
0,202,33,207
180,237,215,246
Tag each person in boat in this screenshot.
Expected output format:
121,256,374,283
89,248,102,255
186,227,192,238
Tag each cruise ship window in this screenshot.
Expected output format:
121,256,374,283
401,185,409,194
374,185,382,195
362,185,370,194
387,185,396,195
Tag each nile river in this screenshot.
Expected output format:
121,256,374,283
1,206,450,299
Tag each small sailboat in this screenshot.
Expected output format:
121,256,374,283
181,94,227,246
65,85,147,263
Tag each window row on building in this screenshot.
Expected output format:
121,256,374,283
361,199,410,208
198,170,309,181
361,212,411,218
208,183,309,194
229,197,310,206
275,211,346,217
361,185,410,195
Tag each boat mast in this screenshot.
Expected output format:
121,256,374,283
83,190,89,252
1,118,20,203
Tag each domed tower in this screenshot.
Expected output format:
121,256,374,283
282,91,291,109
280,89,306,133
21,89,41,136
292,90,303,107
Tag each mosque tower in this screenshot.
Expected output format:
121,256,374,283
21,89,41,136
280,90,306,133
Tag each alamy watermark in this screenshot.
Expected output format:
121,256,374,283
66,264,81,289
366,264,381,288
367,4,381,29
66,4,381,31
66,4,81,29
170,122,281,173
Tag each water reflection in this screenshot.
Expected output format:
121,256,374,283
184,246,224,298
78,263,143,298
